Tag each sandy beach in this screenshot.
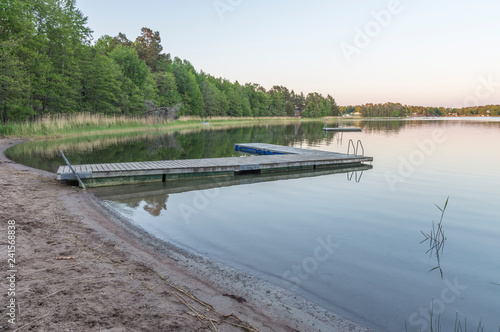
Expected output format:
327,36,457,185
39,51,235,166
0,137,371,332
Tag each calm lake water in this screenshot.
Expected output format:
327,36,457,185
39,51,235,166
7,118,500,331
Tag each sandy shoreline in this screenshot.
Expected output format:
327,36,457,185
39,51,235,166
0,137,371,332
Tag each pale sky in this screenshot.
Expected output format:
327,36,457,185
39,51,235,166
77,0,500,108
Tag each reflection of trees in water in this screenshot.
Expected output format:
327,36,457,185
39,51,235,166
4,121,384,172
0,121,402,171
145,135,182,156
8,123,332,172
7,132,150,158
143,195,168,217
119,194,169,217
9,119,500,173
359,118,500,134
359,120,407,133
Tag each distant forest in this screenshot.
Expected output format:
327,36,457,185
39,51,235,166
1,0,498,124
341,103,500,117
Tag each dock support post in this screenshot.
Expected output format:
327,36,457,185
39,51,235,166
59,150,86,190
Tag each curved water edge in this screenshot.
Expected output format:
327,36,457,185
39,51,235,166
1,137,371,331
6,118,500,331
92,191,372,331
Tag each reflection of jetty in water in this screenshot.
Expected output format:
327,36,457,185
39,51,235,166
95,164,373,217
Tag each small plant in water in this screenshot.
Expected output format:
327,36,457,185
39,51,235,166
421,197,449,279
405,308,488,332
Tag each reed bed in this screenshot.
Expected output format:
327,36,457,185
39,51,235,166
405,311,493,332
0,113,177,138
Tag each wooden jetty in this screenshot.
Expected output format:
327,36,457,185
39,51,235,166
57,143,373,188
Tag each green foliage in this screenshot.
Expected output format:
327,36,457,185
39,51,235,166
302,92,338,118
168,62,202,115
284,101,295,116
0,0,348,124
0,39,29,123
243,83,268,117
109,45,150,89
356,103,406,118
222,84,242,117
185,71,205,116
108,45,159,114
82,51,122,113
0,0,92,120
33,0,92,114
199,76,228,117
268,86,286,116
153,71,181,107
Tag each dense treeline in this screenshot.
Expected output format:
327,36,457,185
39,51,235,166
341,103,500,117
0,0,340,124
2,1,496,125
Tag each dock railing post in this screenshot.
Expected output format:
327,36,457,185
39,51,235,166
59,150,86,190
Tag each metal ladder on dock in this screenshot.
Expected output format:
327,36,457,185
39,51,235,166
347,139,364,156
346,139,365,183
